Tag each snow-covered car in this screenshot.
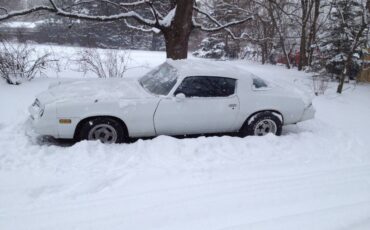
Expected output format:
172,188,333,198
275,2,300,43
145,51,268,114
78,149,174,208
29,60,315,144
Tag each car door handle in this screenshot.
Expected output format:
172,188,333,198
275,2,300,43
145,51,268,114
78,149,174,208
229,104,237,109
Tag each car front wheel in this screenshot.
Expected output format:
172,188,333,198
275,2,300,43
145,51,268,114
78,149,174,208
78,117,127,144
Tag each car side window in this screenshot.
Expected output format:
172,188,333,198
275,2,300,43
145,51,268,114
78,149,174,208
175,76,236,98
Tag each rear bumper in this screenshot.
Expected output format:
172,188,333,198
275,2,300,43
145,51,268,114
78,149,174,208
301,104,316,121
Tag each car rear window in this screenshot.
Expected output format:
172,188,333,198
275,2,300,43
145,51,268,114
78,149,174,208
253,77,268,89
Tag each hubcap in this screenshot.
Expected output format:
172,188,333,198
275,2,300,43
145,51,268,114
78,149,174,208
254,119,277,136
87,124,118,144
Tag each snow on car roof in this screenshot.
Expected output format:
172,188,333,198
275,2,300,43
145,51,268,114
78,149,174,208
166,59,253,80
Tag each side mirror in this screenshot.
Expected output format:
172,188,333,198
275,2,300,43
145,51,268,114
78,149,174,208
175,93,186,101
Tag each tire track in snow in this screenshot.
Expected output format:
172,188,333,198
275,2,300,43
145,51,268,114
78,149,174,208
2,164,370,230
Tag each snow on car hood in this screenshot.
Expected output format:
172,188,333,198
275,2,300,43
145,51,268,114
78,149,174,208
37,78,151,104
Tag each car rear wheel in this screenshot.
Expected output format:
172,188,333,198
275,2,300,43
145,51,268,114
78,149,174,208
240,112,282,137
78,117,127,144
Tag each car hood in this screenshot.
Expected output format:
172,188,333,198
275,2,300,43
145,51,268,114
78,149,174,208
37,78,152,105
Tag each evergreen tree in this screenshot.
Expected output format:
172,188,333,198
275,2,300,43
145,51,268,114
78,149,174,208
319,0,368,93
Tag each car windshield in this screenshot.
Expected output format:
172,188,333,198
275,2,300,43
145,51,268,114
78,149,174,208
139,63,178,96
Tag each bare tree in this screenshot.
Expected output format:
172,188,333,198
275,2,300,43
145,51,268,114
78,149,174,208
0,0,254,60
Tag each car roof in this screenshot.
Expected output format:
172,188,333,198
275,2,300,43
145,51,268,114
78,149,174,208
166,59,254,80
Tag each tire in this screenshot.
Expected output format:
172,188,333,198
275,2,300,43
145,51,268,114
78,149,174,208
78,117,127,144
240,112,282,137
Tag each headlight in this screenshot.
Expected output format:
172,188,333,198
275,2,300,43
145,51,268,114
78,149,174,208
32,99,44,118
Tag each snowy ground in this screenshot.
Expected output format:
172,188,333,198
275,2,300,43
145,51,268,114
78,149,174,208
1,46,370,230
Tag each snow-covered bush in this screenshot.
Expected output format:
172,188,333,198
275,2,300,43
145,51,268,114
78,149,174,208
77,49,131,78
0,41,51,85
193,38,226,59
324,55,362,80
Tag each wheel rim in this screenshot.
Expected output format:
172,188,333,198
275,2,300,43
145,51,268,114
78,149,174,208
87,124,118,144
253,119,277,136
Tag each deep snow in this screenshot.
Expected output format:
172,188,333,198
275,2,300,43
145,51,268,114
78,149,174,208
0,46,370,230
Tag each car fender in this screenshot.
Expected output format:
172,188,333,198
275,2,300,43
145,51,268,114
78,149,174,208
55,98,160,139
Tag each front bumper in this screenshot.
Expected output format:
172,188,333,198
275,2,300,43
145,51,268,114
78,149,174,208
28,105,58,138
301,104,316,121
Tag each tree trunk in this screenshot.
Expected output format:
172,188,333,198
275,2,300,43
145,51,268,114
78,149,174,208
163,31,191,59
281,40,291,69
307,0,320,66
337,69,347,94
162,0,194,60
337,54,352,94
261,43,266,64
298,0,313,71
298,25,307,70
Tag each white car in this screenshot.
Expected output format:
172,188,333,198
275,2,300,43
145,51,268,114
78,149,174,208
29,60,315,143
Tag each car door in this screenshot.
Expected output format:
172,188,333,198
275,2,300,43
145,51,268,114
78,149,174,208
154,76,240,136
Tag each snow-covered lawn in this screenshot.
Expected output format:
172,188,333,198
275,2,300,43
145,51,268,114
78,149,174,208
1,46,370,230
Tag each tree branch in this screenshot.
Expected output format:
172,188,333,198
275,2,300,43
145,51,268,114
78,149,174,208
0,0,157,28
119,0,150,7
0,6,54,21
193,6,253,39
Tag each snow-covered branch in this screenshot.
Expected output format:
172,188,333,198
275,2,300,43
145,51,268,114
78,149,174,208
193,6,253,39
124,19,159,33
0,7,7,13
0,0,157,28
0,6,54,21
119,0,150,7
159,7,176,27
49,0,156,26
